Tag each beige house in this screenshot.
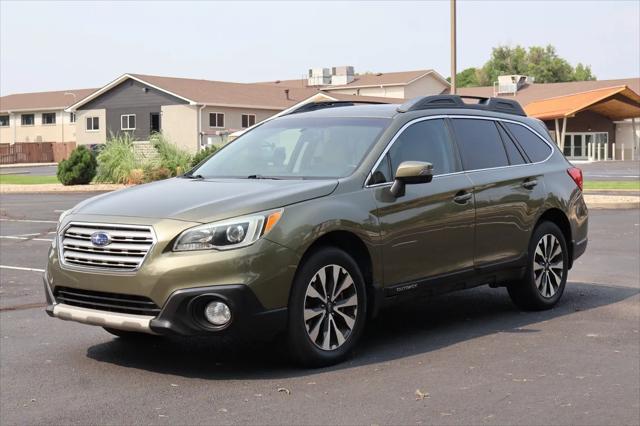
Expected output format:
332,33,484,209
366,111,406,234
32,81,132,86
66,71,433,153
2,67,450,154
262,68,450,99
0,89,95,145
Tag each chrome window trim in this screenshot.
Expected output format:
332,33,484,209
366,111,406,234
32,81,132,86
364,114,555,188
58,221,157,275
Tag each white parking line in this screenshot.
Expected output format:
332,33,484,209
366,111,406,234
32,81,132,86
0,236,53,242
0,218,57,224
0,265,45,273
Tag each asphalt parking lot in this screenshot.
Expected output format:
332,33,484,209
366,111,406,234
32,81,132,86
0,192,639,425
577,160,640,181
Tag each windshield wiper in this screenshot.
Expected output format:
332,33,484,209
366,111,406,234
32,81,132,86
182,174,205,179
247,174,281,180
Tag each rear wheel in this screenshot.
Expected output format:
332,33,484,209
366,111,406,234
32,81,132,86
508,222,569,311
287,247,367,367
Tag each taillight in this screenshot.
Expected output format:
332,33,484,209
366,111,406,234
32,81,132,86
567,167,583,191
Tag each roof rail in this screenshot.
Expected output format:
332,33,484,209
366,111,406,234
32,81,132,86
286,100,386,115
397,95,526,116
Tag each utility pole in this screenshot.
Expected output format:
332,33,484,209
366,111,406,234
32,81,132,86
450,0,457,94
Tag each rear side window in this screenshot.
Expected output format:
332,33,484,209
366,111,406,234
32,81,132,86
497,124,527,165
504,122,552,162
450,119,509,170
388,119,460,177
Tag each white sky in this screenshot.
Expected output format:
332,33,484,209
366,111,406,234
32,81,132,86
1,0,639,95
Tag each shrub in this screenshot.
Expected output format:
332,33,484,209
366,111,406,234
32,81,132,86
190,145,218,168
149,132,192,176
57,146,97,185
143,165,172,182
127,169,145,185
95,133,141,184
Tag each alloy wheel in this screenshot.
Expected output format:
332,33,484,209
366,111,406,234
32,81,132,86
533,234,564,298
303,264,358,351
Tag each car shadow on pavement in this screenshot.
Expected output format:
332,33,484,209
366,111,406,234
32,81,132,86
86,281,638,379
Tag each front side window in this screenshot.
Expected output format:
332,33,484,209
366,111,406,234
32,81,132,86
42,112,56,125
86,116,99,131
241,114,256,128
388,119,460,178
121,114,136,130
0,115,8,127
450,118,509,170
504,122,552,163
21,114,34,126
70,112,76,123
192,116,390,179
209,112,224,128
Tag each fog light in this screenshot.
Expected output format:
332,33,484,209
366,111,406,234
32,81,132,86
204,301,231,326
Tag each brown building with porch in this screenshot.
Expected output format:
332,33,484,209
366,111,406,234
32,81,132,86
458,78,640,161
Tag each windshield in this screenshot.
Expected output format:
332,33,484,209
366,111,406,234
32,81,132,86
191,116,390,179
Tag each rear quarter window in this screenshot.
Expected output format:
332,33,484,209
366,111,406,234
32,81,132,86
504,122,552,162
450,118,509,170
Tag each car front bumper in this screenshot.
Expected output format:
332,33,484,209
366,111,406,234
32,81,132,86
45,276,288,338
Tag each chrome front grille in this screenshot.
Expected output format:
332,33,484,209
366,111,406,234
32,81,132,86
60,222,155,272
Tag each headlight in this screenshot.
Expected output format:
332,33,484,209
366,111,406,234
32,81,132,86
173,209,282,252
57,209,71,232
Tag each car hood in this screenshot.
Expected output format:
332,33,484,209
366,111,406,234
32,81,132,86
72,178,338,223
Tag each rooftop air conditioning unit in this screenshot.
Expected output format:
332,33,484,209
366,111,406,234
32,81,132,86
330,66,355,85
494,75,534,96
307,68,331,86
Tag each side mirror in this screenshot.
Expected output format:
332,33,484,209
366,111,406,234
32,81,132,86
389,161,433,197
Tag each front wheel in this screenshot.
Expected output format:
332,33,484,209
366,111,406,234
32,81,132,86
508,221,569,311
287,247,367,367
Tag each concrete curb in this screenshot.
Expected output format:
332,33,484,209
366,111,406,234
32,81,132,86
584,194,640,210
586,202,640,210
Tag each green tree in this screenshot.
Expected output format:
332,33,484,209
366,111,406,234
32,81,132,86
447,67,481,88
455,44,597,87
573,63,596,81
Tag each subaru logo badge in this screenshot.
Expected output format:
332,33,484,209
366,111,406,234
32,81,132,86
90,232,111,247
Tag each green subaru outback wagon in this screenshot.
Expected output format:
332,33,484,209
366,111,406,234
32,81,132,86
45,95,588,366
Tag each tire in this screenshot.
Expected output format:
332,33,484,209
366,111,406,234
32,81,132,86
508,221,569,311
287,247,367,367
103,327,156,339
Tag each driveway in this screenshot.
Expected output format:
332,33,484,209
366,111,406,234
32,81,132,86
0,165,57,176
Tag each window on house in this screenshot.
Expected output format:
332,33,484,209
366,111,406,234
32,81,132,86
121,114,136,130
209,112,224,128
21,114,35,126
241,114,256,128
0,115,9,127
86,117,99,131
70,112,76,123
42,113,56,125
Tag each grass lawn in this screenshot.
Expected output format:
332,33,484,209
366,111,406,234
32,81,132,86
584,180,640,190
0,174,60,185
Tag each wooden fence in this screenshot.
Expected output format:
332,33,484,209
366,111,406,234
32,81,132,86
0,142,76,164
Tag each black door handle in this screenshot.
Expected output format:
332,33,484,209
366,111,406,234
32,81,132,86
522,179,538,189
453,191,473,204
